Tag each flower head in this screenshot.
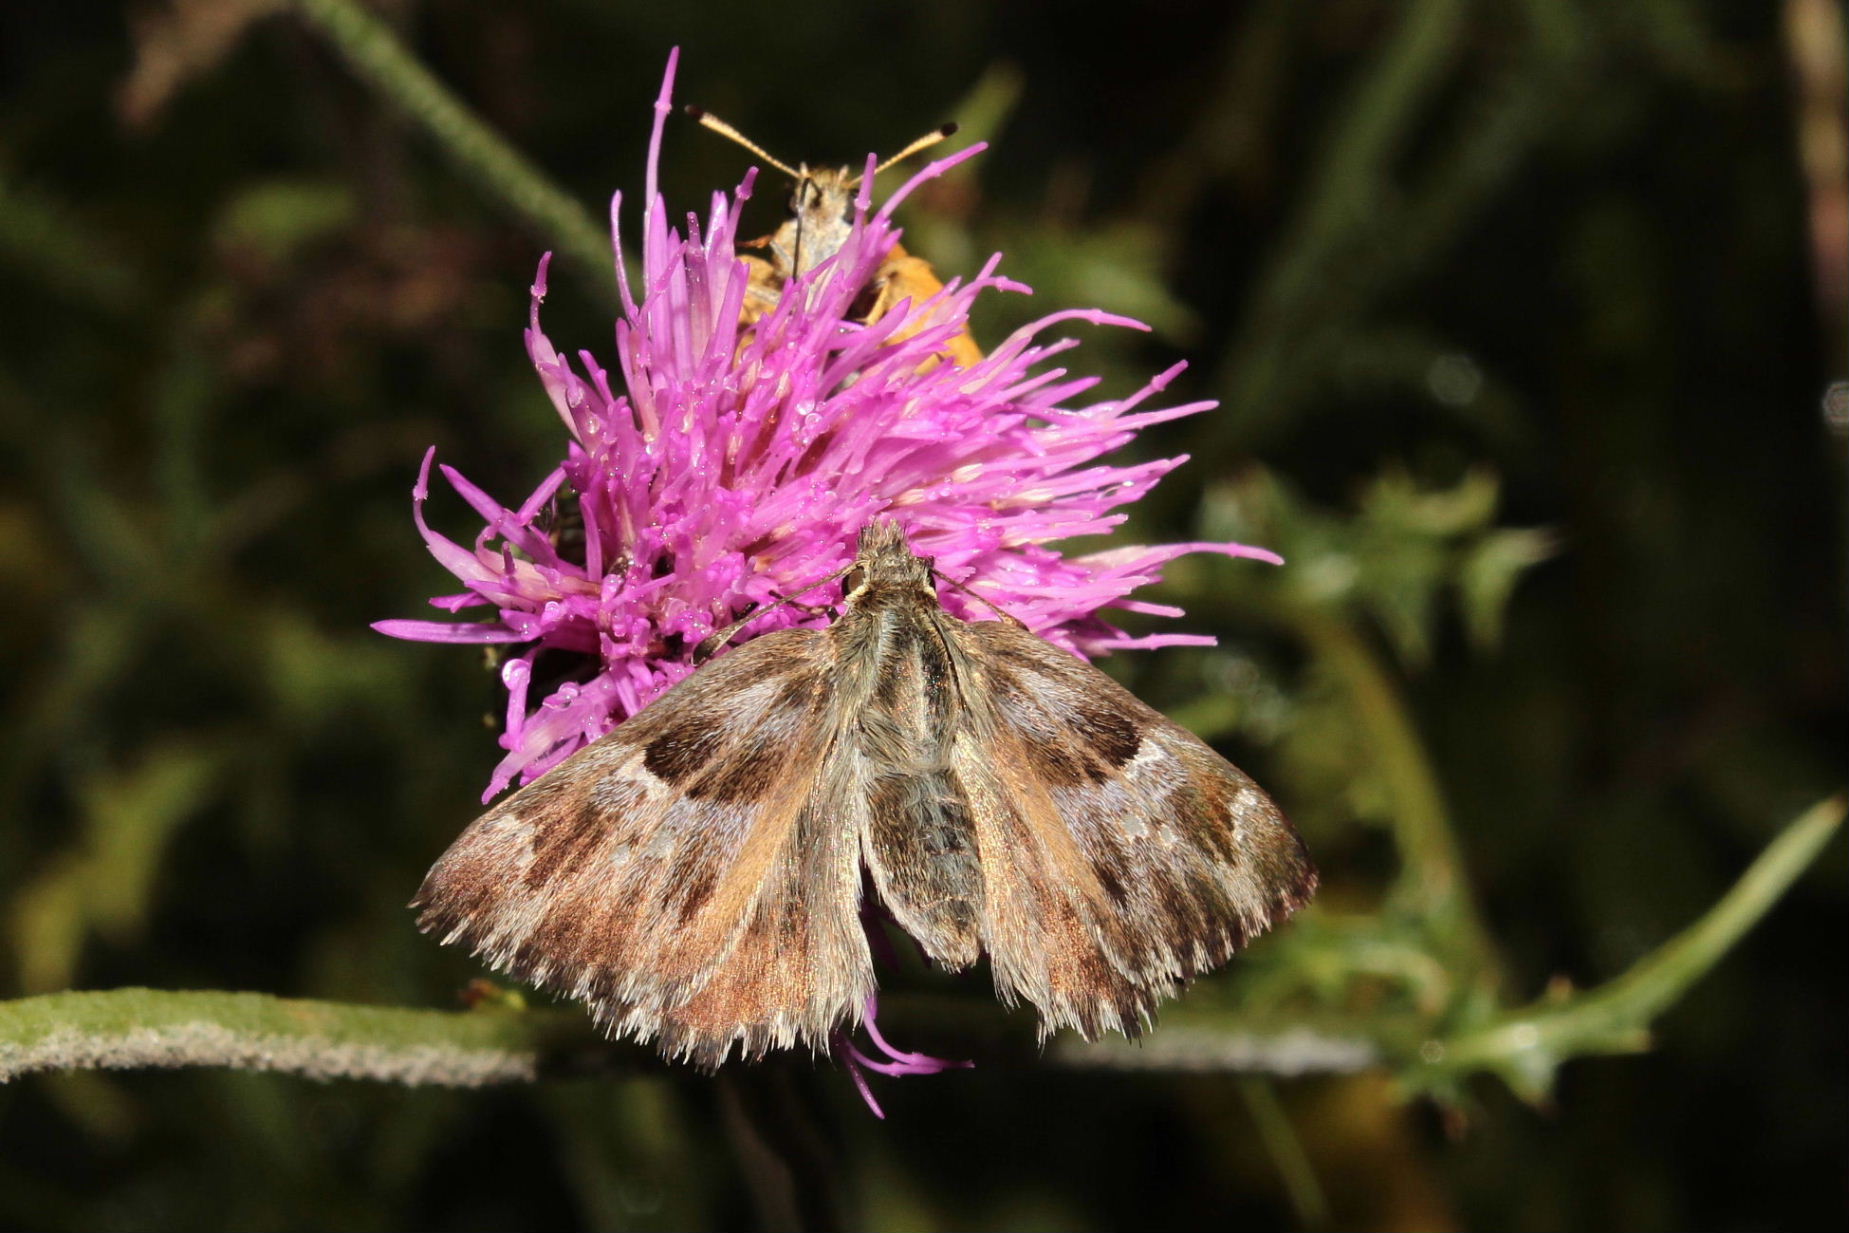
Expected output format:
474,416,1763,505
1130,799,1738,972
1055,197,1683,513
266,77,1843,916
377,49,1277,802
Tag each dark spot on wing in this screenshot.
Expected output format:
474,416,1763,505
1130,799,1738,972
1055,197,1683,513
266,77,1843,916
1072,699,1143,769
519,779,606,889
691,731,790,803
1092,857,1130,905
1177,785,1239,865
982,646,1148,783
775,668,823,710
690,678,825,805
675,864,719,924
1020,732,1093,785
644,721,724,785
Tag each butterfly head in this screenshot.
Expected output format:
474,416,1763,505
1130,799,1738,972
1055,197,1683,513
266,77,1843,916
845,521,934,601
687,107,958,281
777,166,859,278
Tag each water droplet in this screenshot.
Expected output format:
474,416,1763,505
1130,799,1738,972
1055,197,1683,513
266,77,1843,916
1426,353,1483,407
1824,380,1849,437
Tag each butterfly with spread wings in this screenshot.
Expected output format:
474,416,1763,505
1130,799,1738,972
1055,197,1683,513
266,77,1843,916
415,522,1315,1067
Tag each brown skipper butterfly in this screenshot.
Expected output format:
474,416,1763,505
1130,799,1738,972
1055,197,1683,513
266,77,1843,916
415,522,1316,1066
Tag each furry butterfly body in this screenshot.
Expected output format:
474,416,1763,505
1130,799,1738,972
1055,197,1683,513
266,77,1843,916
415,523,1315,1066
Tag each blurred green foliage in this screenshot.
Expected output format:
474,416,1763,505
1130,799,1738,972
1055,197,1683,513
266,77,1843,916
1,1,1844,1230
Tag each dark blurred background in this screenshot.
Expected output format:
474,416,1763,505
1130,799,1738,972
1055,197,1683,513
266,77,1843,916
1,2,1844,1230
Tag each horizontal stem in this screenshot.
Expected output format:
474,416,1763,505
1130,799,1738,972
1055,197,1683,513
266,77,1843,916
0,988,1384,1088
1047,1023,1382,1075
5,796,1834,1093
0,988,637,1086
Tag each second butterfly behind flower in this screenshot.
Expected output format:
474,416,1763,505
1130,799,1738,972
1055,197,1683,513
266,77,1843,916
415,522,1316,1066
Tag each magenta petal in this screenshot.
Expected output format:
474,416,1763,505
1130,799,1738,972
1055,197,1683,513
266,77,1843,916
830,995,970,1117
859,996,971,1074
839,1047,887,1120
372,619,530,644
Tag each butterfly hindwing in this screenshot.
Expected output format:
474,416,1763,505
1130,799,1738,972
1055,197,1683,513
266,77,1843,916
852,600,986,970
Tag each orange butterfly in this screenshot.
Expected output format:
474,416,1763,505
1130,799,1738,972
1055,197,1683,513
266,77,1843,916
688,107,983,372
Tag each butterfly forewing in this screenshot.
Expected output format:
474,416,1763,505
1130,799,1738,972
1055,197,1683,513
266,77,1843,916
941,618,1315,1039
413,627,874,1066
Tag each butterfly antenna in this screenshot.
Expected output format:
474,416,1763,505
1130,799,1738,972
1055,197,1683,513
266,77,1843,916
874,123,959,177
684,105,802,179
693,562,859,661
932,567,1026,628
854,122,959,187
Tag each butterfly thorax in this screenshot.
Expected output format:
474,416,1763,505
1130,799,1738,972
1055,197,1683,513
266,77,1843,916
769,166,859,280
830,526,962,767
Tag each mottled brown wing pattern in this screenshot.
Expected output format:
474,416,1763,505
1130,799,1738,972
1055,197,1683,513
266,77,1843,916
413,628,874,1067
940,618,1316,1039
419,521,1312,1063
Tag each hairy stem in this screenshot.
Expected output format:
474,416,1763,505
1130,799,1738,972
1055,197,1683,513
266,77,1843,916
0,988,631,1086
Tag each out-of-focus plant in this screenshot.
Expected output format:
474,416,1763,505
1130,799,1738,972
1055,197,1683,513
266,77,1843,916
1,0,1841,1229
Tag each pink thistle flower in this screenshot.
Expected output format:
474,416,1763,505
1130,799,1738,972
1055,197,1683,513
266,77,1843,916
378,50,1276,798
379,50,1279,1109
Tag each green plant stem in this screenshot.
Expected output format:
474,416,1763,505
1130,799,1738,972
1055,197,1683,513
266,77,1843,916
1297,610,1498,987
1427,793,1846,1098
1239,1077,1331,1230
285,0,615,293
0,988,627,1086
3,797,1834,1093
